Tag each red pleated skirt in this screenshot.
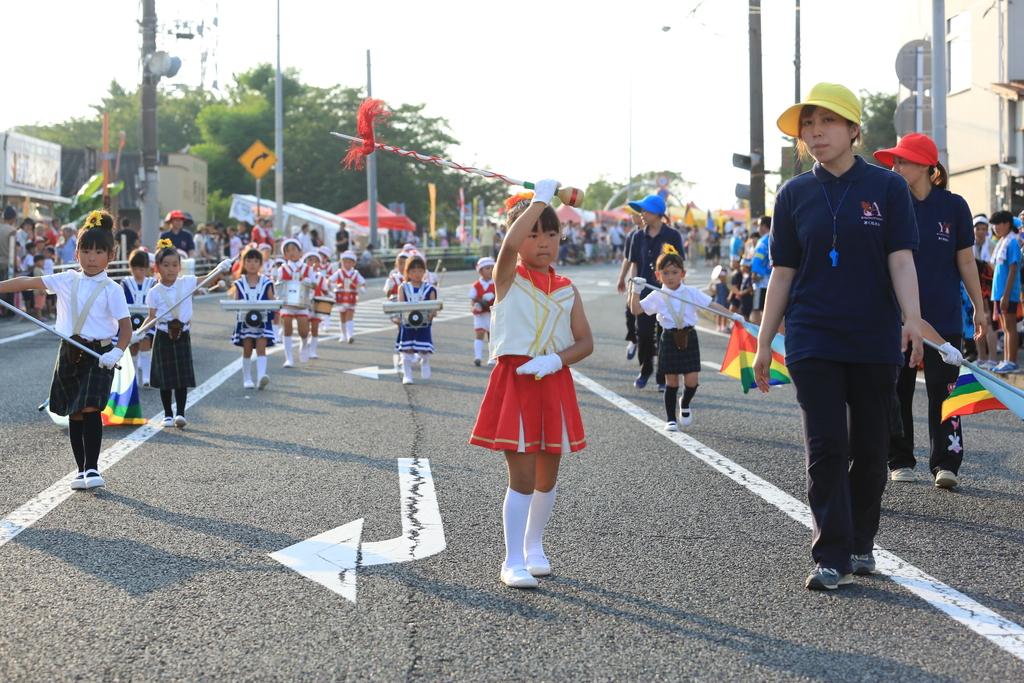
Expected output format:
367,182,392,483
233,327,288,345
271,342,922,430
469,355,586,455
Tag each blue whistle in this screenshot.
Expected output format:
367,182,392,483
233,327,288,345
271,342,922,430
829,249,839,267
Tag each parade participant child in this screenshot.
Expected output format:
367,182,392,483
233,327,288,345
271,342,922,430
469,256,496,366
122,248,157,386
142,239,231,427
304,252,328,359
989,210,1021,373
232,246,276,389
331,250,364,343
395,254,437,384
385,251,411,368
0,210,131,489
469,181,594,589
275,238,316,367
712,265,731,333
628,247,740,430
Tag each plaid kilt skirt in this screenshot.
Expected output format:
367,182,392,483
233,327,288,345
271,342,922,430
150,329,196,389
48,341,115,416
658,327,702,375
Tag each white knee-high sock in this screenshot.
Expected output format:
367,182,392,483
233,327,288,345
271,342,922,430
525,486,557,560
503,488,533,569
256,355,267,378
283,336,294,363
242,357,253,383
473,339,484,360
347,320,355,338
138,350,151,381
401,354,414,382
339,319,348,340
310,336,318,354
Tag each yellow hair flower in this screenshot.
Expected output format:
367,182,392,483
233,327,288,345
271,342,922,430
156,238,175,250
661,244,679,256
83,210,105,229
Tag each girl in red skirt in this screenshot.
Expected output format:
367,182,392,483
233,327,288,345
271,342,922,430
469,179,594,589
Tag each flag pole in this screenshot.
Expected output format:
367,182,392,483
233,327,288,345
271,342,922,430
134,265,229,336
0,298,121,369
921,337,1024,402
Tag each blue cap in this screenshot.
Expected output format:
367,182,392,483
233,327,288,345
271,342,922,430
1015,217,1022,229
628,194,667,217
2,206,15,220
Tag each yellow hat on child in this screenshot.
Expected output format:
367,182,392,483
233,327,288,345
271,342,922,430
776,83,861,137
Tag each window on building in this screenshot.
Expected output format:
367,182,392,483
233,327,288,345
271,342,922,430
947,12,971,94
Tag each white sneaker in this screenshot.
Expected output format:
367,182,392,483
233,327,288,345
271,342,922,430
83,469,105,489
890,467,915,482
338,335,346,343
243,378,256,389
173,414,187,429
70,472,87,490
402,375,414,385
500,565,539,588
162,416,174,428
258,375,270,390
283,359,294,368
665,421,678,432
935,469,959,489
679,408,694,427
525,552,552,577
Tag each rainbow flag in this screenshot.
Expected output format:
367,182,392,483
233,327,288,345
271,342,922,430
101,354,146,426
719,320,790,393
941,365,1024,422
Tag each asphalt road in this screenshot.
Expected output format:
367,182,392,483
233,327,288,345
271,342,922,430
1,263,1022,682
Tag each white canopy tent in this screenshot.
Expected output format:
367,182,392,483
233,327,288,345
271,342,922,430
228,194,362,248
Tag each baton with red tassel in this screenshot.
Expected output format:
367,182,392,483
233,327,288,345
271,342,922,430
331,98,585,207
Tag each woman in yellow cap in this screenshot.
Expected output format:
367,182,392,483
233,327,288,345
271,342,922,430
753,83,927,591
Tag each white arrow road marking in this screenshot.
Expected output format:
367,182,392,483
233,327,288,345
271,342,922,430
269,458,445,603
344,365,401,380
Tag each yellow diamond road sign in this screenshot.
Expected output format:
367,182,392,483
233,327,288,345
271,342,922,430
238,140,276,180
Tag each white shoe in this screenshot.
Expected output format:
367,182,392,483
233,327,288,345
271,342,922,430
500,565,539,588
402,375,414,385
679,408,694,427
525,552,552,577
665,421,678,432
70,472,87,490
243,378,255,389
935,469,959,489
162,416,174,428
258,375,270,390
338,335,346,343
283,359,294,368
173,414,187,429
299,346,310,363
83,469,105,489
890,467,915,482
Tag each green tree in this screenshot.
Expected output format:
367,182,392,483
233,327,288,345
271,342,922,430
859,90,897,167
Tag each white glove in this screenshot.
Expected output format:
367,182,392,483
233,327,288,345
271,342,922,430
218,258,234,274
731,312,746,323
937,342,964,366
130,331,146,346
631,276,647,287
515,353,563,379
98,347,124,370
482,292,495,303
531,179,560,206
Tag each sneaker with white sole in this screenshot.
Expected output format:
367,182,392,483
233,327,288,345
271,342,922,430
173,414,187,429
626,341,637,360
162,416,174,428
851,553,877,575
890,467,915,482
70,472,87,490
665,421,678,432
258,375,270,390
934,469,959,489
679,408,694,427
283,359,294,369
805,567,854,591
243,378,255,389
525,552,552,577
402,376,414,385
500,565,539,588
83,469,105,489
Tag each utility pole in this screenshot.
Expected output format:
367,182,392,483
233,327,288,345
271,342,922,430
749,0,765,218
274,0,284,236
366,49,379,248
931,0,948,167
793,0,801,174
140,0,160,249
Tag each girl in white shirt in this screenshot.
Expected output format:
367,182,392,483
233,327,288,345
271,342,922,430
0,210,130,490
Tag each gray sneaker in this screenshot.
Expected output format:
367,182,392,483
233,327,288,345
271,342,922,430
805,567,854,591
851,553,877,575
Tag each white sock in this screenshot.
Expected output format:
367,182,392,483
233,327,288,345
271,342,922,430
256,355,267,378
420,356,431,379
339,319,347,340
242,357,253,383
310,336,318,353
503,488,532,569
283,336,294,363
402,354,414,382
347,320,355,338
474,339,484,360
393,353,401,370
524,487,557,561
138,350,151,381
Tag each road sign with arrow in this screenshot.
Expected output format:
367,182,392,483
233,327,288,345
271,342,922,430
238,140,276,180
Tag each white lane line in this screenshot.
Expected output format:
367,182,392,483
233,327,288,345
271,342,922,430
0,328,43,345
571,369,1024,663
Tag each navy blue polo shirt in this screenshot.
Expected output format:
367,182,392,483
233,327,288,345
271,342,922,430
770,156,919,365
160,228,195,254
912,188,973,336
628,224,684,284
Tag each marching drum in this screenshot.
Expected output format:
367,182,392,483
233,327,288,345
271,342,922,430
282,280,310,308
312,296,334,316
220,299,283,329
127,304,150,330
381,300,444,329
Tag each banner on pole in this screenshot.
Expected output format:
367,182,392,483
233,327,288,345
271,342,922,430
428,183,437,240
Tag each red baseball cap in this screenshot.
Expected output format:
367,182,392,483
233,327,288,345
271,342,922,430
873,133,938,168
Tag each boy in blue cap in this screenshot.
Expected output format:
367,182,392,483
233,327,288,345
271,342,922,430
625,194,684,389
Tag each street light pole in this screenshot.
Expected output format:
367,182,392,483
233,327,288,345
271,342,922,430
749,0,766,218
274,0,285,236
931,0,948,167
140,0,160,249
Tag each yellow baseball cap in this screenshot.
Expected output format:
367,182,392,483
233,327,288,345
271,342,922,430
776,82,861,137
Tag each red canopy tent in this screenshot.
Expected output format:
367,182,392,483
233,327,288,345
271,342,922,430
555,203,582,225
337,200,416,232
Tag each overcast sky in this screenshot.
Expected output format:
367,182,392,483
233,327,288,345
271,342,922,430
3,0,928,208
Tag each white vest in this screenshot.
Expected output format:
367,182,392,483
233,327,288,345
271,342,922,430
490,270,575,358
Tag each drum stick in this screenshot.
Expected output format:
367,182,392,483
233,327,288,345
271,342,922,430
0,298,121,369
135,265,228,336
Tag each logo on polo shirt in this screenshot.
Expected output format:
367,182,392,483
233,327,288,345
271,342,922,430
860,200,883,227
936,221,952,242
